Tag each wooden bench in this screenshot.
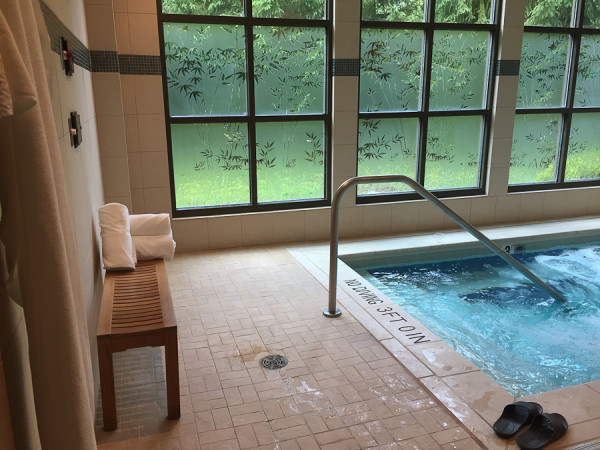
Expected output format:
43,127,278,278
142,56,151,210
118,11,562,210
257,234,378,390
97,259,179,431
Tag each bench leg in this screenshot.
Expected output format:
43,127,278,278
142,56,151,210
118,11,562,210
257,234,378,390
98,337,117,431
165,327,180,420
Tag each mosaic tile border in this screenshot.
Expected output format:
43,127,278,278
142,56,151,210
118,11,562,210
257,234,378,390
333,58,360,76
496,59,520,76
90,52,163,75
118,55,162,75
40,1,162,76
40,1,518,79
90,51,119,73
40,0,91,71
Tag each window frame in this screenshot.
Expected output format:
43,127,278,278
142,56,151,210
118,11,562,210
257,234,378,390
158,1,333,217
509,0,600,192
357,0,501,204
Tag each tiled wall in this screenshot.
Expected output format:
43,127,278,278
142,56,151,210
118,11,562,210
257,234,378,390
84,0,131,209
112,0,171,214
85,0,600,252
41,0,106,400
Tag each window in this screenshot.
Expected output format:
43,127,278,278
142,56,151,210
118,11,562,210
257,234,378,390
160,0,331,215
357,0,500,201
509,0,600,189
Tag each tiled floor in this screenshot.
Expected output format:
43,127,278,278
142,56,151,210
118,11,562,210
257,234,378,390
95,246,484,449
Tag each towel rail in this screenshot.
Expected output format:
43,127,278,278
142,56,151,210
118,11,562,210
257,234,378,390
325,175,566,318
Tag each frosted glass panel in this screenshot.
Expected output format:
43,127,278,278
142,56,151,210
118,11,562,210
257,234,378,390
574,35,600,107
360,29,422,113
509,114,560,184
255,121,325,202
424,116,482,190
171,123,250,208
565,113,600,181
517,33,569,109
164,23,247,117
357,118,418,195
254,27,325,115
430,30,489,111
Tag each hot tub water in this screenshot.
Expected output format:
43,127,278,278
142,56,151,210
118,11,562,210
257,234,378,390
357,243,600,396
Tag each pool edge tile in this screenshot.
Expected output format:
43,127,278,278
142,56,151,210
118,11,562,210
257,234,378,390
380,338,433,379
520,384,600,425
441,371,515,426
408,340,480,378
420,375,508,450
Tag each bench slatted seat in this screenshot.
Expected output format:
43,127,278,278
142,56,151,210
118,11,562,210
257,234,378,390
97,259,179,431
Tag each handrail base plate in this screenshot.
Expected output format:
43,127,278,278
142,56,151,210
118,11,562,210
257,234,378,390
323,308,342,318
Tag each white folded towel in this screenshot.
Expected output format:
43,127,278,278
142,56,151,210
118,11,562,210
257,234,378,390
132,233,176,261
99,203,136,270
130,213,172,236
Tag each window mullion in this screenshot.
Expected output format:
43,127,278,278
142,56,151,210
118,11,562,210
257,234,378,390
557,114,572,183
325,1,333,202
574,0,585,27
557,0,586,183
245,8,258,205
418,1,435,185
558,9,583,183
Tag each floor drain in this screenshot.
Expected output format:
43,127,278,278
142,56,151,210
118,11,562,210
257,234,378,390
260,355,288,370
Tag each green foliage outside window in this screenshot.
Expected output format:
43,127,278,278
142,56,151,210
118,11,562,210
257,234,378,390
252,0,325,19
523,0,600,29
163,0,243,16
162,0,325,18
525,0,573,27
434,0,492,24
583,1,600,27
360,0,492,23
361,0,425,21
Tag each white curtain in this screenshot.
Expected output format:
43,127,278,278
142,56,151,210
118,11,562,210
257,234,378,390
0,0,96,448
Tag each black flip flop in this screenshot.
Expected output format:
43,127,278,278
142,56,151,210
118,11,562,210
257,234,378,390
493,401,543,439
516,412,568,449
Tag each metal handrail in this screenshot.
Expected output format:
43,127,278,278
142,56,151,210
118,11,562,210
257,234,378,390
324,175,566,317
